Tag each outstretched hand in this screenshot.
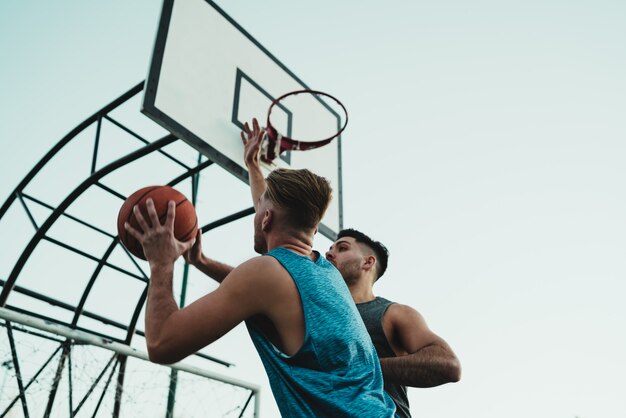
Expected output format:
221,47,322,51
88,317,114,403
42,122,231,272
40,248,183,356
124,199,196,267
241,117,265,169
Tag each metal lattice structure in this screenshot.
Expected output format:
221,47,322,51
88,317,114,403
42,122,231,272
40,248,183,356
0,82,259,417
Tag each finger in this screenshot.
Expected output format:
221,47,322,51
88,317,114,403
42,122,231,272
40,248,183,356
241,130,247,144
191,229,202,247
124,222,144,242
243,121,251,135
133,205,150,231
145,198,161,227
252,129,265,147
182,231,200,263
248,126,260,143
164,200,176,230
252,118,260,134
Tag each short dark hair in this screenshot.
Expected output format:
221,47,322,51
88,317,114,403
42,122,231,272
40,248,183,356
337,228,389,280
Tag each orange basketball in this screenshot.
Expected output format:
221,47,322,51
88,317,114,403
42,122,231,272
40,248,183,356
117,186,198,260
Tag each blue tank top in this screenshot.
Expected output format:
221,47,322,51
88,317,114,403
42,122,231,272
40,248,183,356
247,247,396,417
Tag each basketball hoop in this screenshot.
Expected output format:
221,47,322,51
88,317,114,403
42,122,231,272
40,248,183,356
261,89,348,163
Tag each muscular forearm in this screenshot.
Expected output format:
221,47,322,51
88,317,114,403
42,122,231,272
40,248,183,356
379,344,461,388
247,164,266,210
145,263,179,363
194,255,234,283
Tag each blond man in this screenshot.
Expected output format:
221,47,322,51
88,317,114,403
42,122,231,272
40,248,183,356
125,119,396,417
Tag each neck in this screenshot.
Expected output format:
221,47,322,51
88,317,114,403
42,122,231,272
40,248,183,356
266,229,315,259
348,277,376,304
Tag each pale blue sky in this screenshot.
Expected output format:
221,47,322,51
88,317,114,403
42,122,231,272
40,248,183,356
1,1,625,417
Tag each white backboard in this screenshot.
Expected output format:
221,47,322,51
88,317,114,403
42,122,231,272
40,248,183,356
142,0,343,238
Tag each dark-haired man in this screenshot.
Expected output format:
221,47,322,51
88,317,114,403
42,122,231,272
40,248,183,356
325,229,461,418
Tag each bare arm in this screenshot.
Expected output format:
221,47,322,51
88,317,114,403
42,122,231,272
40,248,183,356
180,118,266,282
144,258,268,364
145,253,306,363
179,119,265,282
192,255,234,283
125,200,276,364
380,304,461,387
184,230,234,283
241,118,267,210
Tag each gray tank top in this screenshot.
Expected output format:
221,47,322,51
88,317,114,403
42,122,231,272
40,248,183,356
357,297,412,418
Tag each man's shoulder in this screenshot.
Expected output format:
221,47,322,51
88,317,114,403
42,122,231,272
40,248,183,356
381,298,423,322
224,255,288,289
236,254,280,269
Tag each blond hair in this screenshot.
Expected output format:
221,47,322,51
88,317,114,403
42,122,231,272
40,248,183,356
265,168,332,230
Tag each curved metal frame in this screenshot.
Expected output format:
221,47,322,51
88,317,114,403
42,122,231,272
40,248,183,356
0,82,258,418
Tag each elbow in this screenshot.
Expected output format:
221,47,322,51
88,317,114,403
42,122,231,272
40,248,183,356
147,340,181,365
447,358,462,383
147,345,173,365
148,351,173,365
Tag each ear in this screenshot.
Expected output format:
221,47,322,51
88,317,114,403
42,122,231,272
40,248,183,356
362,255,376,271
261,209,273,232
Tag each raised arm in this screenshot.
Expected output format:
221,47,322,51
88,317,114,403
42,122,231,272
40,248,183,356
181,118,266,282
241,118,267,210
182,118,266,281
380,304,461,388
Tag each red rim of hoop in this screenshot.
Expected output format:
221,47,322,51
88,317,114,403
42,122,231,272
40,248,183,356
265,89,348,157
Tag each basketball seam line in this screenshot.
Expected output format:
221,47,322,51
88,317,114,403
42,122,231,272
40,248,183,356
180,217,198,242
